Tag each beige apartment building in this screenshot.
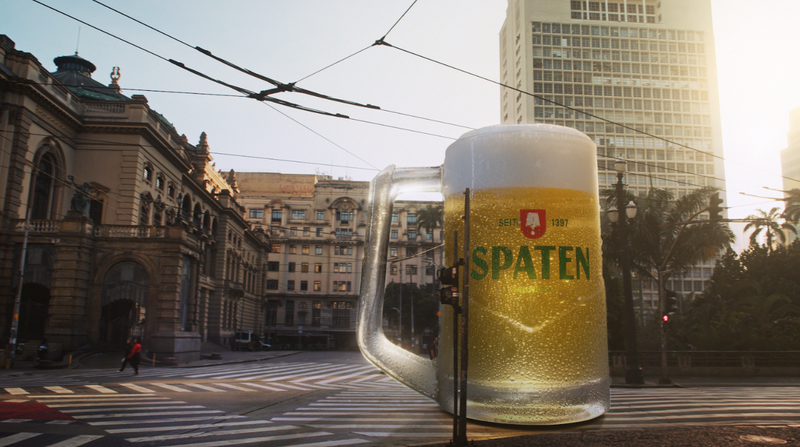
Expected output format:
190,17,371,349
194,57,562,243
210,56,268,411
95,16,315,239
499,0,726,312
0,36,270,363
235,173,443,350
780,106,800,244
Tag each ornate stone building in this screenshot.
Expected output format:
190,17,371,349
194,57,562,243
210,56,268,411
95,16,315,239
0,36,270,362
235,173,443,350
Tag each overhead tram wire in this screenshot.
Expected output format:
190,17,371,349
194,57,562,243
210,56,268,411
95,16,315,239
89,0,379,112
372,39,800,187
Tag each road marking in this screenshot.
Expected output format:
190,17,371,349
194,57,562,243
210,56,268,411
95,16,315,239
216,383,256,392
90,415,244,426
308,424,452,429
184,383,226,392
74,409,223,419
153,432,335,447
119,383,156,393
106,419,272,433
1,419,32,423
48,435,104,447
316,366,378,385
0,433,41,446
44,386,73,394
83,385,117,394
273,417,452,422
64,405,206,413
268,382,312,391
274,440,369,447
354,432,454,438
3,388,28,395
240,382,285,392
347,374,383,383
151,383,191,392
46,420,75,424
125,425,298,442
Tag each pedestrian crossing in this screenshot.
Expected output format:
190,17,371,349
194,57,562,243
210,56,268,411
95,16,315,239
9,393,371,447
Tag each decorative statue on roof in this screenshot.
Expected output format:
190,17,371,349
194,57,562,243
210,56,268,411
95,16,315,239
67,175,91,215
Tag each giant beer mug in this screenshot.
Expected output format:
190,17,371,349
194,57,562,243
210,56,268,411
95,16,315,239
358,124,609,425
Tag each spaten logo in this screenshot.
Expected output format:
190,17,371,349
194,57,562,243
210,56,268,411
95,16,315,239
520,209,546,239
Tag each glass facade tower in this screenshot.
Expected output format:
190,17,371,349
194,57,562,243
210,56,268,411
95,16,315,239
500,0,726,312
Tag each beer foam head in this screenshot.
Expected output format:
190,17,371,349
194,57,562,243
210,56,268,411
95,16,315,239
442,124,598,196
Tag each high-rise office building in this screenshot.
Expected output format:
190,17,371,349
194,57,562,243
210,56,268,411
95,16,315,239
780,106,800,244
499,0,726,311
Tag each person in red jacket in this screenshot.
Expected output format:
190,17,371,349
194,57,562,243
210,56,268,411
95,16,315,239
119,337,142,375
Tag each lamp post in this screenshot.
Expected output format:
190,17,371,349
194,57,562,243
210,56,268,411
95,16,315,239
607,161,644,385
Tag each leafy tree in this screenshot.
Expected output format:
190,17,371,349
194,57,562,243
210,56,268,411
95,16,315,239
602,186,735,325
744,207,797,252
416,204,443,239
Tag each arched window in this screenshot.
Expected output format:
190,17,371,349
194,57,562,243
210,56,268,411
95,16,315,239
181,195,191,221
139,193,152,226
32,153,58,219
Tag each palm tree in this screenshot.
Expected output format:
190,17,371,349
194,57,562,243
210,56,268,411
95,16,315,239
781,188,800,223
416,203,443,239
744,207,797,252
602,186,735,315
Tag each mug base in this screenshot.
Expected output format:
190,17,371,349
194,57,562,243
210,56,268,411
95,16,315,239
435,375,610,425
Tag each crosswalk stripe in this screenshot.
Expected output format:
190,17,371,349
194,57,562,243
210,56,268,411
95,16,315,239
119,383,156,393
44,386,73,394
151,383,191,392
215,383,256,392
83,385,117,394
48,435,104,447
354,431,454,438
240,382,285,392
185,383,226,392
153,432,333,447
75,409,223,419
268,382,313,391
125,424,298,442
106,419,274,434
309,424,451,429
316,366,378,385
1,419,32,423
0,433,41,446
64,405,206,413
44,400,175,408
90,415,244,426
347,374,383,384
3,388,28,395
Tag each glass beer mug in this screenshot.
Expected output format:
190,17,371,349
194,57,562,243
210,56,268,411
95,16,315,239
358,124,610,425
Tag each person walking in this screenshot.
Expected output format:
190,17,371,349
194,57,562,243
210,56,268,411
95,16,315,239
429,337,438,360
119,337,142,375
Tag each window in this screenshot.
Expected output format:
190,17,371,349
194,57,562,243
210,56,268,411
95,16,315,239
337,211,354,222
334,263,353,273
271,244,281,253
312,302,321,327
300,281,308,291
314,281,322,291
406,265,418,275
266,280,278,290
287,280,295,291
332,301,351,327
290,227,297,236
390,247,398,257
267,262,279,272
317,211,325,220
288,262,296,272
291,210,305,219
316,228,323,237
408,230,417,240
406,248,417,257
289,245,297,254
426,232,433,240
333,281,352,292
315,263,322,273
407,213,417,224
390,264,398,275
426,265,435,276
156,176,164,190
391,229,398,239
335,228,353,237
315,245,323,255
167,183,175,198
301,263,309,273
302,245,309,255
249,209,263,219
303,227,310,236
285,301,294,326
334,246,353,255
143,165,152,182
391,213,399,223
271,209,282,222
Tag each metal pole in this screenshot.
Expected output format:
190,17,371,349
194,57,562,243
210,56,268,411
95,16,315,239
617,173,644,385
410,272,415,350
10,207,33,363
452,230,459,444
658,272,671,384
399,262,403,347
456,188,470,445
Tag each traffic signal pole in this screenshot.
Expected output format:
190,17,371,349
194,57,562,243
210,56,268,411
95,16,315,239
457,188,470,446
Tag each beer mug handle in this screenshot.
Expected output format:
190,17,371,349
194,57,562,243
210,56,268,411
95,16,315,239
358,164,442,399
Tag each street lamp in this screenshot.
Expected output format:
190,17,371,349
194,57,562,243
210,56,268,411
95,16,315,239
390,307,401,343
607,161,644,385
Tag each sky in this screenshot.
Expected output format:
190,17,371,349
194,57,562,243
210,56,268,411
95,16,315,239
3,0,800,252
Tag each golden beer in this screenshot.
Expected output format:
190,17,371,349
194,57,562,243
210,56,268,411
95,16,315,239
358,124,608,426
439,186,608,424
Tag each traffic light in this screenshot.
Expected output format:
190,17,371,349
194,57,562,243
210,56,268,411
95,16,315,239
708,192,724,220
438,267,459,286
438,286,459,307
664,289,678,315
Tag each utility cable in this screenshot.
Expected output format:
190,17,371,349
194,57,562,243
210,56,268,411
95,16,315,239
380,0,419,41
373,39,800,186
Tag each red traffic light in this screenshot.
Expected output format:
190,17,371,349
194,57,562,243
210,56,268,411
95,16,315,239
662,314,669,322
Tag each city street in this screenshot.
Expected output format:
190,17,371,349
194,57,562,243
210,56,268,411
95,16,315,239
1,351,799,446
